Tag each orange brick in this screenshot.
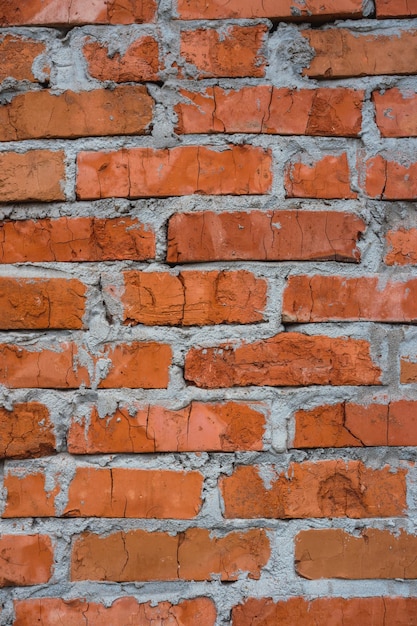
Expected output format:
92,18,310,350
14,598,217,626
0,277,85,329
176,87,363,137
71,528,270,581
180,26,267,78
0,535,53,586
64,467,203,518
303,29,417,78
232,597,417,626
373,88,417,137
401,358,417,383
0,86,153,141
0,0,156,25
221,462,406,519
177,0,364,19
0,217,155,263
76,146,272,199
285,153,356,199
0,151,65,202
282,275,417,322
365,155,417,200
3,472,59,517
68,401,266,454
0,35,48,82
185,333,381,388
296,529,417,579
83,36,160,82
167,210,365,263
386,228,417,265
376,0,417,17
0,342,171,389
122,270,266,325
0,403,56,459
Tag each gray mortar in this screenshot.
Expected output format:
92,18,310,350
2,3,417,624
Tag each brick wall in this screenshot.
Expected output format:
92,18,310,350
1,0,417,623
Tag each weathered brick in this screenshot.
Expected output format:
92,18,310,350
3,472,59,518
221,462,406,519
373,88,417,137
68,402,266,453
232,597,417,626
376,0,417,17
167,210,365,263
180,26,267,78
176,87,363,137
365,155,417,200
386,228,417,265
76,146,272,199
285,153,356,199
0,217,155,263
282,275,417,322
0,342,171,389
0,403,56,459
185,333,381,388
83,36,160,82
401,358,417,383
296,529,417,579
122,270,266,325
176,0,364,20
0,0,157,25
0,151,65,202
0,35,48,82
0,277,85,329
0,535,53,586
303,29,417,78
293,400,417,447
64,468,203,518
13,598,217,626
0,86,154,141
71,528,270,581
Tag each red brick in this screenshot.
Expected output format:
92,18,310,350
122,270,266,325
373,88,417,137
68,401,266,454
180,26,267,78
376,0,417,18
0,341,171,389
0,535,53,586
365,155,417,200
71,528,270,581
221,462,406,519
0,277,85,329
167,210,365,263
386,228,417,265
185,332,381,388
0,151,65,203
76,146,272,199
3,472,59,518
296,529,417,579
401,358,417,383
64,467,203,518
83,36,160,82
0,403,56,459
295,400,417,448
177,0,364,20
0,35,48,82
0,217,155,263
13,598,217,626
303,29,417,78
176,87,363,137
0,86,153,141
283,275,417,322
285,153,356,199
232,597,417,626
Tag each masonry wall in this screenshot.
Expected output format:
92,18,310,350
1,0,417,623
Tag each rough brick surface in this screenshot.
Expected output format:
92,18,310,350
0,536,53,586
83,36,160,82
376,0,417,17
0,403,56,459
285,153,356,199
373,88,417,137
0,151,65,202
386,228,417,265
365,155,417,200
0,35,48,82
